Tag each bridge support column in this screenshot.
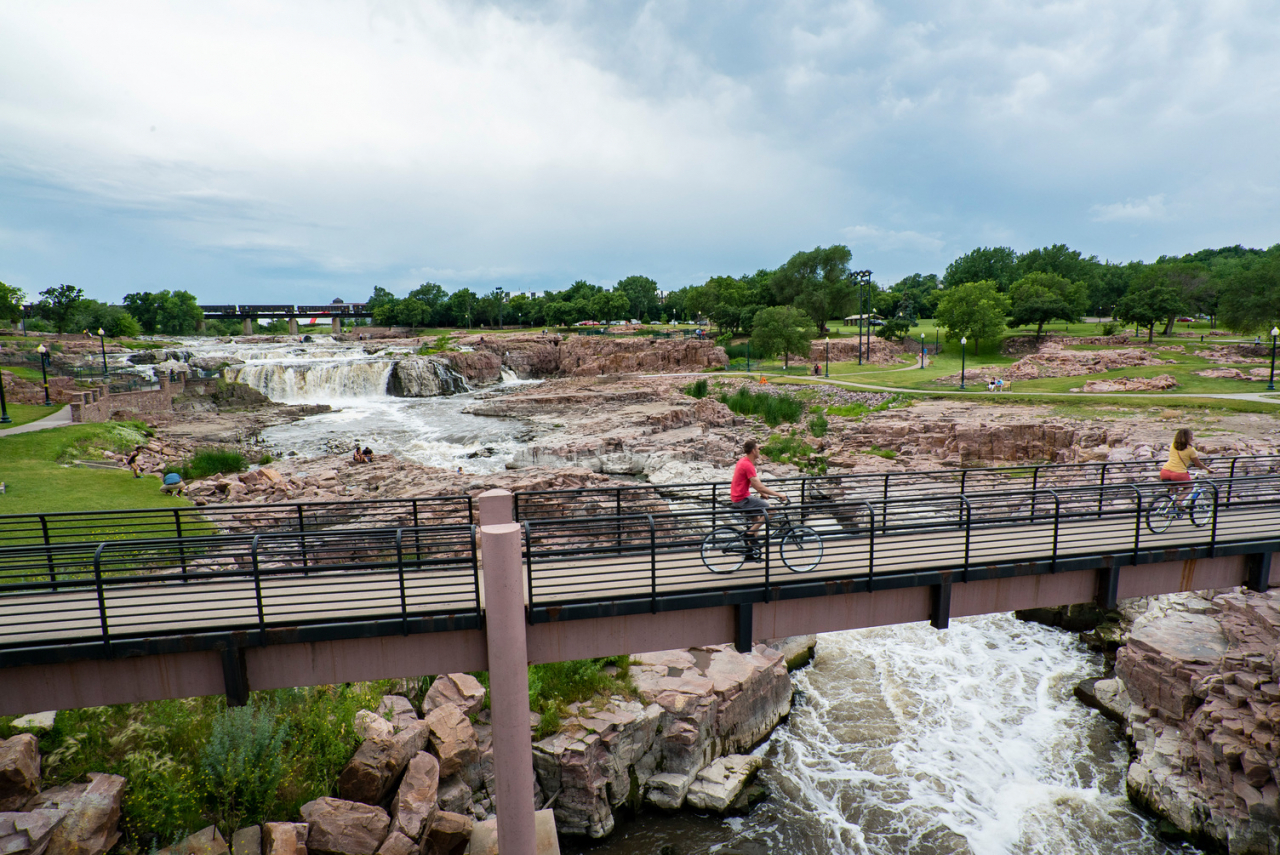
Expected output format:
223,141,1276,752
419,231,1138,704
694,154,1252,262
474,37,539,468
480,518,537,855
332,317,341,335
1096,565,1120,611
242,317,253,336
930,575,952,630
221,645,249,707
1246,552,1273,593
288,317,298,336
735,603,753,653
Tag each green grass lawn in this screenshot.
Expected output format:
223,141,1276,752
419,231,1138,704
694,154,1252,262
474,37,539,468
1,403,66,428
0,421,193,516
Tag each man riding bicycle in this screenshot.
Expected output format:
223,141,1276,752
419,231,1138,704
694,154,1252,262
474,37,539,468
731,439,788,559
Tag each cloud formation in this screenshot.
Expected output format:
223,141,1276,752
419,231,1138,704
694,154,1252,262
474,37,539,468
0,0,1277,302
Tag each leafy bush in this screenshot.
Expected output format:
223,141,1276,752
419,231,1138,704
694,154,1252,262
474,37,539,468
874,317,912,342
826,394,909,421
684,378,709,399
719,387,805,426
809,412,828,438
417,334,455,355
867,445,897,459
183,448,246,480
761,431,827,474
528,657,633,740
714,332,733,348
257,453,273,466
201,703,289,832
1100,322,1118,336
722,343,748,360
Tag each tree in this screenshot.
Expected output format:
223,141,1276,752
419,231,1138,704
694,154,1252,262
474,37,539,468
771,245,856,333
750,306,816,369
38,284,85,333
935,280,1009,353
616,276,658,321
408,283,447,325
886,273,942,321
1008,272,1086,338
122,292,164,334
396,298,429,330
0,281,24,323
444,289,478,328
372,298,401,327
1015,244,1102,293
944,247,1018,291
366,286,398,323
1218,256,1280,334
69,300,142,338
155,290,203,335
874,317,912,342
1115,269,1186,343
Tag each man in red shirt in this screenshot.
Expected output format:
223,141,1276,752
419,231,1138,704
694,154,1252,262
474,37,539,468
730,439,788,558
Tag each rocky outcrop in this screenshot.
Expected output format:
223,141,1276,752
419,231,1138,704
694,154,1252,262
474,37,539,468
423,674,485,717
806,338,901,365
458,334,727,379
386,358,469,397
1096,590,1280,854
300,798,390,855
0,735,40,812
27,772,125,855
337,721,430,805
422,706,479,782
0,810,67,855
685,755,763,812
1080,374,1179,392
261,823,308,855
532,641,801,838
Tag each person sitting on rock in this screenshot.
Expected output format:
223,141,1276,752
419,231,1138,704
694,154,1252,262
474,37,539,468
730,439,789,562
1160,428,1213,508
160,471,185,495
362,447,374,462
353,444,366,463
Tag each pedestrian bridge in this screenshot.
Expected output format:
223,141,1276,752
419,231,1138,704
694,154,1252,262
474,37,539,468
0,458,1277,716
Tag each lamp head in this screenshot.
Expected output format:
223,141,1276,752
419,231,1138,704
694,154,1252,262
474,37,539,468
98,328,105,336
1272,327,1279,337
37,344,46,353
961,337,967,345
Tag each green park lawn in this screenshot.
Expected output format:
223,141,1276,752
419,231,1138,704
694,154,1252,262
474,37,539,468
1,403,66,428
0,420,193,517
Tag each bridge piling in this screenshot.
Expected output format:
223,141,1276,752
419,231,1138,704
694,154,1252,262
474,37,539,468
221,646,249,707
242,317,252,336
481,519,538,855
1246,552,1273,593
735,603,753,653
929,575,952,630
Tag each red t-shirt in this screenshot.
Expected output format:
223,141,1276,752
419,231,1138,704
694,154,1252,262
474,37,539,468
731,456,756,503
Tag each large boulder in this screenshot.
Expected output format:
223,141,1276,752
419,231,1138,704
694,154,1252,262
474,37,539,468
0,735,40,812
390,752,439,842
29,773,125,855
230,826,260,855
422,675,485,718
300,798,390,855
337,721,430,805
261,823,308,855
466,809,560,855
423,812,472,855
374,696,419,733
0,810,68,855
685,755,763,813
422,706,479,781
154,825,229,855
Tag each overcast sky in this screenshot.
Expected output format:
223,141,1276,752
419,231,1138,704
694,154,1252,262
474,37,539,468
2,0,1278,306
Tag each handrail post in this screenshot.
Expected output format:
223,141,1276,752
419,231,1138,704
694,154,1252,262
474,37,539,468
763,512,771,602
413,499,422,562
1030,467,1040,521
647,514,657,614
296,505,308,569
523,521,535,616
960,495,972,582
251,535,265,636
93,542,110,651
616,488,622,554
882,474,890,530
1207,482,1221,558
1227,457,1238,506
1049,490,1062,573
396,528,408,635
174,509,188,581
41,515,54,583
865,501,876,590
712,484,718,528
1129,485,1142,567
1097,464,1108,519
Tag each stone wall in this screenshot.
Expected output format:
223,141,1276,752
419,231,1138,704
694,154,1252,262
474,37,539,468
68,375,183,423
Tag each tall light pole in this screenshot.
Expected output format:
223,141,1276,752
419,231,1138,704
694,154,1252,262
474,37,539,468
960,337,967,390
1269,326,1279,392
0,366,11,423
97,328,108,377
919,333,926,369
36,343,51,405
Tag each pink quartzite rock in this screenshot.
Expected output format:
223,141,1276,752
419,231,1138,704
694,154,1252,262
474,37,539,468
154,825,229,855
466,809,561,855
375,696,420,733
423,705,479,780
261,823,308,855
230,826,260,855
423,812,472,855
0,734,41,811
300,797,390,855
338,720,430,805
423,674,486,717
373,831,415,855
0,809,67,855
31,772,125,855
391,752,439,842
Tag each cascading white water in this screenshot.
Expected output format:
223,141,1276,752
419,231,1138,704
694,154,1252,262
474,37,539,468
227,359,396,401
565,615,1191,855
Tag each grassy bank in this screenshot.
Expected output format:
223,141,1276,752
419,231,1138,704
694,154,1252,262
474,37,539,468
1,403,66,428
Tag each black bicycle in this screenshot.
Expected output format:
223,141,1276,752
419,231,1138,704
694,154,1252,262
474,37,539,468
1146,479,1215,534
701,499,823,574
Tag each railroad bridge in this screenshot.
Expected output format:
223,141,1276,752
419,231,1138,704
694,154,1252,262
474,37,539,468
197,302,371,335
1,457,1277,850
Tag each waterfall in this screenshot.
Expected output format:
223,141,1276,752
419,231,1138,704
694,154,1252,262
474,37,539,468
226,359,396,401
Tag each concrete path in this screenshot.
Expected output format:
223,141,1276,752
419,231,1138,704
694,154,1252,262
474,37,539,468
0,406,72,437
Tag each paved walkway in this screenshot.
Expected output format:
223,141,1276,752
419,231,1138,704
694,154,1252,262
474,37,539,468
0,406,72,437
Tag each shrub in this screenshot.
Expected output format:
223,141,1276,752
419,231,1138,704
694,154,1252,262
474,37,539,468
761,431,827,474
200,702,289,833
528,657,633,740
715,332,732,348
257,453,273,466
719,387,805,426
809,412,828,438
684,378,709,399
867,445,897,459
1100,322,1118,336
183,448,246,480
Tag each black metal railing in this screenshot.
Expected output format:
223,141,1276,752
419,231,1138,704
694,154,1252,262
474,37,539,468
0,495,475,550
519,473,1280,617
0,524,480,652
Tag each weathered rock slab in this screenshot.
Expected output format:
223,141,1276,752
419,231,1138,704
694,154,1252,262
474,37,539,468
685,755,763,813
29,772,124,855
301,798,390,855
337,721,429,805
391,752,439,842
0,735,40,812
423,675,485,717
261,823,308,855
0,810,67,855
466,809,560,855
155,825,229,855
423,812,471,855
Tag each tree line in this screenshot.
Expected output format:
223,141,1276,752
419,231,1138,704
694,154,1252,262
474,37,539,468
2,241,1276,348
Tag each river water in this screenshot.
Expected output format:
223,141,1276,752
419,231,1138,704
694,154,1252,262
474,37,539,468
152,339,1192,855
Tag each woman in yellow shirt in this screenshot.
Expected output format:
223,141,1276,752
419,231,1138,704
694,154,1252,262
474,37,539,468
1160,428,1213,506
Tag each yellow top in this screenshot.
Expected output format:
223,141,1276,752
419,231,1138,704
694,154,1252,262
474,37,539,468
1163,443,1199,473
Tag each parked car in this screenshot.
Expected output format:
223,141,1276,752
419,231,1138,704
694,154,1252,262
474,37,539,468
1177,317,1194,322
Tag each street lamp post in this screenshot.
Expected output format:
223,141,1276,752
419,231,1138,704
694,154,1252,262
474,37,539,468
824,337,829,378
919,333,926,369
0,366,10,423
960,337,967,390
1269,326,1279,392
36,344,51,406
97,328,108,377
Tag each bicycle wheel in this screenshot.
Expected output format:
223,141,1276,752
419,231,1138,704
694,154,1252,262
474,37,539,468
702,526,746,574
1146,495,1176,534
1190,494,1215,528
780,525,824,573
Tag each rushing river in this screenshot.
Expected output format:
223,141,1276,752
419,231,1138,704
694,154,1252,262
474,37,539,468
146,339,1190,854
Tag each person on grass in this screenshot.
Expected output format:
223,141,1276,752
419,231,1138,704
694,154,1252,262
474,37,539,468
730,439,788,561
